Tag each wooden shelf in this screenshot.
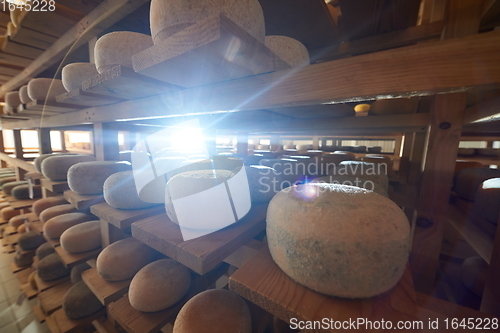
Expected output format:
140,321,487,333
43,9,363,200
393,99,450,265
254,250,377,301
82,267,131,305
38,280,73,315
10,261,29,273
25,212,40,222
4,233,19,248
108,263,228,333
90,203,164,230
40,178,70,193
131,203,267,274
51,306,106,333
10,198,38,210
29,220,44,234
21,282,38,300
15,267,33,284
24,99,83,113
63,190,104,210
34,272,70,292
56,88,125,108
229,247,419,330
33,304,46,323
43,232,60,247
55,245,102,269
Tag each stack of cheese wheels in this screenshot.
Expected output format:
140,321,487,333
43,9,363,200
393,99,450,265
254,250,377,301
2,181,27,194
1,207,20,221
267,183,410,298
149,0,265,44
63,281,104,319
43,212,95,239
34,153,77,172
60,221,101,253
38,253,70,281
338,161,389,193
5,91,21,110
96,238,155,281
103,171,158,210
27,78,67,101
454,167,500,201
128,259,191,312
67,161,132,195
61,62,99,92
12,184,42,200
39,204,78,223
19,85,31,104
32,196,68,215
41,155,96,181
94,31,153,73
265,35,309,68
367,146,382,153
173,289,252,333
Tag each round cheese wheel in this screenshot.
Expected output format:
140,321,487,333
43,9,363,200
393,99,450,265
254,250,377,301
173,289,251,333
17,224,27,234
19,85,31,104
296,144,312,152
12,184,42,200
2,181,28,195
36,242,55,260
150,0,265,44
474,178,500,224
63,281,104,319
103,171,158,210
41,155,96,181
5,91,21,109
454,168,500,202
39,204,78,223
32,196,67,216
245,165,282,202
28,271,37,290
18,231,46,251
129,259,191,312
9,215,26,228
0,176,17,186
15,250,33,267
367,146,382,153
61,62,99,92
352,145,367,153
38,253,70,281
476,148,500,157
454,161,483,178
60,221,101,253
68,161,131,195
34,153,77,173
70,262,91,284
27,78,67,101
338,161,389,192
267,183,410,298
265,35,309,68
1,207,20,221
96,238,155,281
461,257,488,297
313,175,388,197
43,212,95,239
94,31,154,74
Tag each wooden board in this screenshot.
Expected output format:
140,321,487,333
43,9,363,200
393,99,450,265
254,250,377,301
45,315,61,333
21,282,38,300
38,280,73,316
133,14,290,88
43,232,60,247
131,203,267,274
4,233,19,247
10,261,30,273
34,272,70,292
15,266,34,285
40,178,70,193
24,100,83,113
229,247,419,332
55,245,102,269
64,190,104,210
51,306,106,333
26,212,40,222
90,202,164,230
17,103,63,116
29,220,44,234
33,304,46,323
108,263,228,333
82,267,130,305
10,198,37,210
56,88,126,107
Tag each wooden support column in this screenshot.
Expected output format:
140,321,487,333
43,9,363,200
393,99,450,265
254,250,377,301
60,131,67,152
321,138,328,148
93,123,120,161
13,129,23,160
312,136,320,150
0,131,6,168
38,128,52,155
398,133,415,182
236,133,249,157
101,219,126,248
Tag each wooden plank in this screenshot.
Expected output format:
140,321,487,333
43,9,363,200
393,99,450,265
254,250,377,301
63,190,104,210
40,178,70,193
34,272,70,292
0,65,22,77
15,266,34,285
29,220,44,234
55,245,102,269
18,11,77,38
21,282,38,300
9,26,58,50
90,202,164,230
10,261,29,274
45,315,61,333
81,267,130,305
229,247,419,332
463,96,500,123
33,304,46,322
43,232,61,247
92,318,120,333
133,14,290,88
108,263,228,333
0,52,32,67
38,280,73,315
10,198,37,210
2,40,44,60
17,103,62,116
131,203,267,274
51,306,106,333
223,239,265,269
24,99,83,113
5,233,20,248
56,88,125,107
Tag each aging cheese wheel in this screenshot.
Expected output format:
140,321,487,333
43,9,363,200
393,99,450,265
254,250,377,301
18,231,46,251
17,224,27,234
0,176,17,185
474,178,500,224
173,289,251,333
96,238,155,281
454,167,500,201
70,262,91,284
265,35,309,68
267,183,410,298
34,153,77,173
61,62,99,92
27,78,67,101
68,161,131,195
15,249,33,267
36,242,55,260
150,0,265,44
19,85,31,104
63,281,104,319
367,146,382,153
41,154,96,181
313,175,388,197
39,204,78,223
458,148,476,156
339,161,389,192
1,207,20,221
28,271,37,290
38,253,70,281
94,31,154,73
128,259,191,312
103,171,158,210
61,221,101,253
5,91,21,109
9,214,26,228
43,212,95,239
32,196,67,216
245,165,283,202
12,184,42,200
2,181,28,194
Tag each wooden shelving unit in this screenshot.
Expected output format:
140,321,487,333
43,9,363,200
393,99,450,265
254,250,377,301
50,307,106,333
34,272,70,292
40,179,70,194
90,203,164,230
63,190,104,211
82,267,131,305
54,245,102,269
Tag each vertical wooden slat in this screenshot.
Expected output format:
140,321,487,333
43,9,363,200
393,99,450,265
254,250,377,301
236,133,249,157
13,129,24,160
38,128,53,155
0,131,6,168
93,123,120,161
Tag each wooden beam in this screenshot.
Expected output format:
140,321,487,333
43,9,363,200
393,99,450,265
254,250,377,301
463,96,500,123
93,122,120,161
0,0,151,97
462,119,500,133
9,27,58,50
2,41,44,60
236,132,248,157
13,129,23,160
38,128,52,155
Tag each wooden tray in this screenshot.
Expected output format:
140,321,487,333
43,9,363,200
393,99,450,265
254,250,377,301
40,178,70,193
38,280,73,315
229,247,420,332
35,272,70,292
55,245,102,269
108,263,228,333
64,190,104,210
131,203,267,274
82,267,131,305
91,202,164,230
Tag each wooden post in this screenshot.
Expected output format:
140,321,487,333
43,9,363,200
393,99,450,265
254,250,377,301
38,128,52,155
100,219,126,248
236,133,249,157
93,123,120,161
312,136,320,150
321,138,328,148
60,131,67,152
13,129,23,160
398,133,414,182
0,131,7,168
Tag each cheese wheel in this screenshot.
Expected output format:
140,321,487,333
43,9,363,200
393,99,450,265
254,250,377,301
9,215,26,228
5,91,21,109
41,155,96,181
0,176,17,185
2,181,28,194
267,183,410,298
338,161,389,192
18,231,46,251
103,171,158,210
61,62,99,92
28,271,37,290
63,281,104,319
352,145,367,153
34,153,78,173
12,184,42,200
39,204,78,223
38,253,70,281
173,289,251,333
36,242,55,260
265,35,309,68
27,78,67,101
454,168,500,201
15,249,33,267
96,238,155,281
19,85,31,104
476,148,500,157
244,165,283,202
61,221,101,253
150,0,265,44
70,262,91,284
94,32,153,74
17,224,27,234
457,148,476,156
313,175,388,197
296,144,312,152
461,257,488,297
68,161,132,195
1,207,20,221
43,212,95,239
129,259,191,312
32,196,67,216
367,146,382,153
474,178,500,224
